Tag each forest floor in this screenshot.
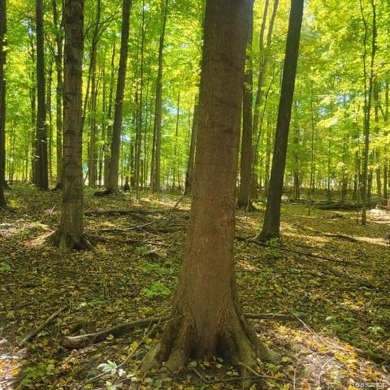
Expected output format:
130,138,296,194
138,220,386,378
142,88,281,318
0,185,389,390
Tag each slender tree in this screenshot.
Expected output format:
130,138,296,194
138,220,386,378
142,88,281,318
252,0,279,192
84,0,103,188
150,0,169,192
34,0,49,190
237,2,255,211
0,0,6,207
51,0,64,188
106,0,132,194
50,0,92,251
184,102,198,195
141,0,274,376
257,0,304,242
360,0,377,225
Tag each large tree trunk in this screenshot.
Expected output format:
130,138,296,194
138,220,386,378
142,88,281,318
50,0,92,251
34,0,49,190
257,0,304,242
106,0,132,194
141,0,274,376
0,0,6,208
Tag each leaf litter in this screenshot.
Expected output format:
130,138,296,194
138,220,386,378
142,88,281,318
0,185,389,389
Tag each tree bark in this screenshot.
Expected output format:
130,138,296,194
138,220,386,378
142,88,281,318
49,0,92,251
0,0,6,207
251,0,279,193
85,0,102,187
107,0,132,194
360,0,377,225
134,3,146,196
257,0,304,242
34,0,49,190
141,0,274,376
184,102,198,195
150,0,169,192
51,0,64,187
237,3,255,211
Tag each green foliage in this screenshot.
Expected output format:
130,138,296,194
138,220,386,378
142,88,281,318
20,362,55,387
3,0,390,194
265,237,282,259
143,281,172,299
0,256,13,272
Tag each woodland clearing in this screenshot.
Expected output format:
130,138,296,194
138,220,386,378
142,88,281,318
0,185,389,389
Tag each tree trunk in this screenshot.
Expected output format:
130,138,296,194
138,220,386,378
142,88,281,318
172,91,180,190
237,4,255,211
49,0,92,251
257,0,304,242
102,42,117,187
134,3,146,196
107,0,132,194
360,0,377,225
141,0,274,376
184,102,198,195
28,34,37,183
251,0,279,193
85,0,102,188
150,0,168,192
51,0,64,188
34,0,49,190
0,0,6,208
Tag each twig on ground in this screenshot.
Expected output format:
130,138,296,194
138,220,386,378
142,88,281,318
18,307,65,347
246,313,305,321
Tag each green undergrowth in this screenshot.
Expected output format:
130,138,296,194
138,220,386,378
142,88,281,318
0,185,389,389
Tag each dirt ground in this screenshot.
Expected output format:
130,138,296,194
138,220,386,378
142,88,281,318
0,185,389,389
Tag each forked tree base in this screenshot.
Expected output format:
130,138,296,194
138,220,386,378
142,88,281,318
237,200,257,212
140,309,277,380
48,231,95,252
94,185,122,197
255,230,281,244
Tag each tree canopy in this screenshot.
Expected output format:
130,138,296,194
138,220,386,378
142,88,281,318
1,0,388,202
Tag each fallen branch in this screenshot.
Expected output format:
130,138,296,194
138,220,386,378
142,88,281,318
237,236,366,267
323,233,358,242
246,313,305,321
18,307,64,347
62,316,170,349
62,312,301,349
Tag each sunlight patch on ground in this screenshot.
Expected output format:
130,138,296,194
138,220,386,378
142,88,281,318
264,323,390,389
368,209,390,224
352,235,390,247
0,338,23,389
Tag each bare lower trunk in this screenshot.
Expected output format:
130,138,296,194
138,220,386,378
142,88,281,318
141,0,275,377
142,298,273,373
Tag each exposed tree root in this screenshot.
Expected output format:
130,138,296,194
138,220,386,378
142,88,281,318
61,312,298,350
140,309,278,386
47,231,96,252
